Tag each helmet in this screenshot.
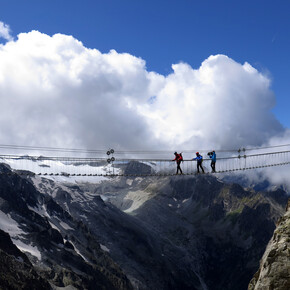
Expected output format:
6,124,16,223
196,152,199,155
174,152,177,154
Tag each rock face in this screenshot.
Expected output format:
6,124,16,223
52,173,287,290
0,229,51,290
107,175,286,290
0,163,133,290
248,199,290,290
0,162,289,290
123,161,153,175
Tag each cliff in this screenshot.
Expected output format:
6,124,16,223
248,199,290,290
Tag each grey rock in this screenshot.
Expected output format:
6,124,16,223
124,161,153,175
248,199,290,290
0,162,288,290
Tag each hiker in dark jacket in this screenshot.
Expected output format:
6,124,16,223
209,150,216,172
193,152,205,173
173,152,183,174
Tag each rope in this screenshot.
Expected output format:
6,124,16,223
0,142,290,155
1,160,289,177
1,149,290,177
0,156,289,176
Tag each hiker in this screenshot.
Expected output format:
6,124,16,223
193,152,205,173
172,152,183,174
208,150,216,173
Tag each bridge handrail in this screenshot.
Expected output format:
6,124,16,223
0,149,289,162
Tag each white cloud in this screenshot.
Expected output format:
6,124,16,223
0,31,162,152
0,21,13,41
0,30,286,157
139,55,283,150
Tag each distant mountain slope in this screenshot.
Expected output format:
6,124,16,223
31,174,203,289
0,161,288,290
0,163,132,290
106,174,288,290
33,169,288,290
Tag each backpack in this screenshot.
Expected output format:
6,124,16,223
179,153,183,161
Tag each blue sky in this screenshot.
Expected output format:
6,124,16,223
1,0,290,133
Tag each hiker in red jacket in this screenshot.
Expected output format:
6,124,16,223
173,152,183,175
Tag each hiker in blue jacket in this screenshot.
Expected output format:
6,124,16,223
193,152,205,173
208,150,216,173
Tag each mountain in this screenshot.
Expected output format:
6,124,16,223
0,162,288,289
0,228,50,290
94,174,287,290
248,199,290,290
0,163,132,290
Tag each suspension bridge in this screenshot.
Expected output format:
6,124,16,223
0,144,290,177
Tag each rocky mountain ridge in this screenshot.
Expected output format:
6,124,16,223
99,174,288,290
248,199,290,290
0,163,132,290
0,162,289,289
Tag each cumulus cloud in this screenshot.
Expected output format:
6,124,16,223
0,30,286,158
0,21,13,41
139,55,283,151
0,31,161,151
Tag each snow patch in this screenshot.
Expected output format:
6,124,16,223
126,179,133,186
124,190,154,213
12,239,41,260
0,210,24,237
49,221,59,230
28,205,49,218
59,221,74,231
100,244,110,252
71,243,88,262
1,158,113,183
100,195,108,202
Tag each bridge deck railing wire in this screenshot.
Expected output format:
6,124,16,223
0,149,290,176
